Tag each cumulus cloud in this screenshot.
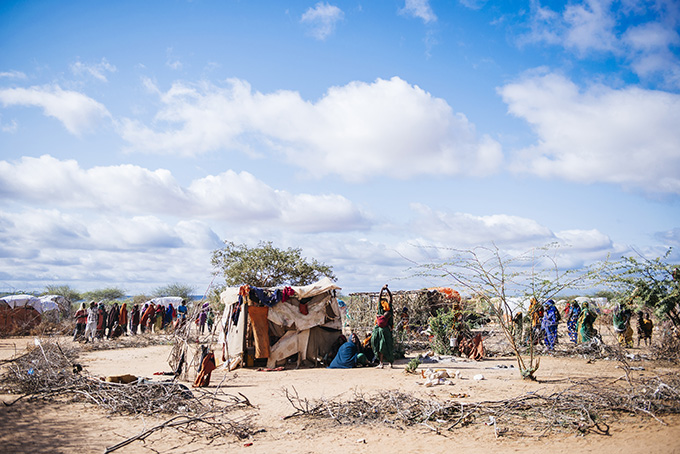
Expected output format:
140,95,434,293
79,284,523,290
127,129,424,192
399,0,437,24
0,207,220,292
300,2,344,40
520,0,680,88
119,77,502,181
0,155,370,233
408,203,554,247
70,58,117,82
0,85,110,135
499,71,680,194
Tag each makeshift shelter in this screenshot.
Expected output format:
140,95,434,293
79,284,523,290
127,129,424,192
217,277,343,370
146,296,185,308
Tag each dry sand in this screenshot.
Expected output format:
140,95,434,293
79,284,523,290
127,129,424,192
1,334,679,454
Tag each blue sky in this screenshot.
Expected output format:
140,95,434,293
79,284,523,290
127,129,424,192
1,0,679,296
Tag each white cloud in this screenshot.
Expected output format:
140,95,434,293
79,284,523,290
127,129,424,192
120,77,503,181
0,207,219,293
408,203,554,247
499,71,680,193
70,58,117,82
0,155,370,233
399,0,437,24
0,85,110,135
520,0,680,87
562,0,618,54
166,47,183,70
300,2,344,40
0,70,27,79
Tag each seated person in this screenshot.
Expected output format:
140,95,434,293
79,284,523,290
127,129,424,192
328,334,368,369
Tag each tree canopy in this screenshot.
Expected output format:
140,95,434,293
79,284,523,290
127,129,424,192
603,248,680,328
153,283,196,300
211,241,336,288
42,284,81,302
82,287,126,302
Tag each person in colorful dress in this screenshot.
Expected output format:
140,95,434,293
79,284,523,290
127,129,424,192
566,300,581,344
371,285,394,368
541,299,560,351
577,301,598,343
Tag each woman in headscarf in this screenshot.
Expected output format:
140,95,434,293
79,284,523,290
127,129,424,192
154,304,165,333
567,300,581,344
106,303,120,339
328,333,368,368
165,304,175,331
613,302,634,347
577,301,598,343
140,303,155,334
370,285,394,368
118,303,128,336
526,297,544,345
73,302,88,341
130,304,140,335
541,299,559,351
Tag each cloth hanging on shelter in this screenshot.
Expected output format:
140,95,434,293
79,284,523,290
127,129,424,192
249,287,281,307
282,286,295,302
248,306,270,358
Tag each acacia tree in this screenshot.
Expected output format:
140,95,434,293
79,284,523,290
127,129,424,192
211,240,336,288
416,243,597,380
602,248,680,328
83,287,126,302
43,284,81,302
153,283,196,300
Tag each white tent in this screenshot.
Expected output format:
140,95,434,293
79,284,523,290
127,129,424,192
1,295,42,312
146,296,185,308
217,277,342,370
0,294,70,317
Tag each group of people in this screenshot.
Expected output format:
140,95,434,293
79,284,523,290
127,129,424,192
512,297,653,352
73,299,195,342
512,298,600,351
328,285,395,369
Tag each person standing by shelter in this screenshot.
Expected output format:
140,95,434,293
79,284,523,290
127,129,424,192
541,299,560,351
73,303,87,341
84,301,98,343
567,301,581,344
371,285,394,369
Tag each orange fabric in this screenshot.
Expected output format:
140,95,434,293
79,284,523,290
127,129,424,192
140,304,155,327
118,303,128,327
193,352,216,387
248,306,270,359
459,333,484,361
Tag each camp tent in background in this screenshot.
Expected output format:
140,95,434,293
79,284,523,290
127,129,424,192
146,296,185,308
0,294,70,315
217,277,343,370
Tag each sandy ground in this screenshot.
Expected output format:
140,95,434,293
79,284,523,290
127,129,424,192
1,332,679,454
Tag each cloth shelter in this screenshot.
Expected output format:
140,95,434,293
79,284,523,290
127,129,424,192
217,277,342,369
